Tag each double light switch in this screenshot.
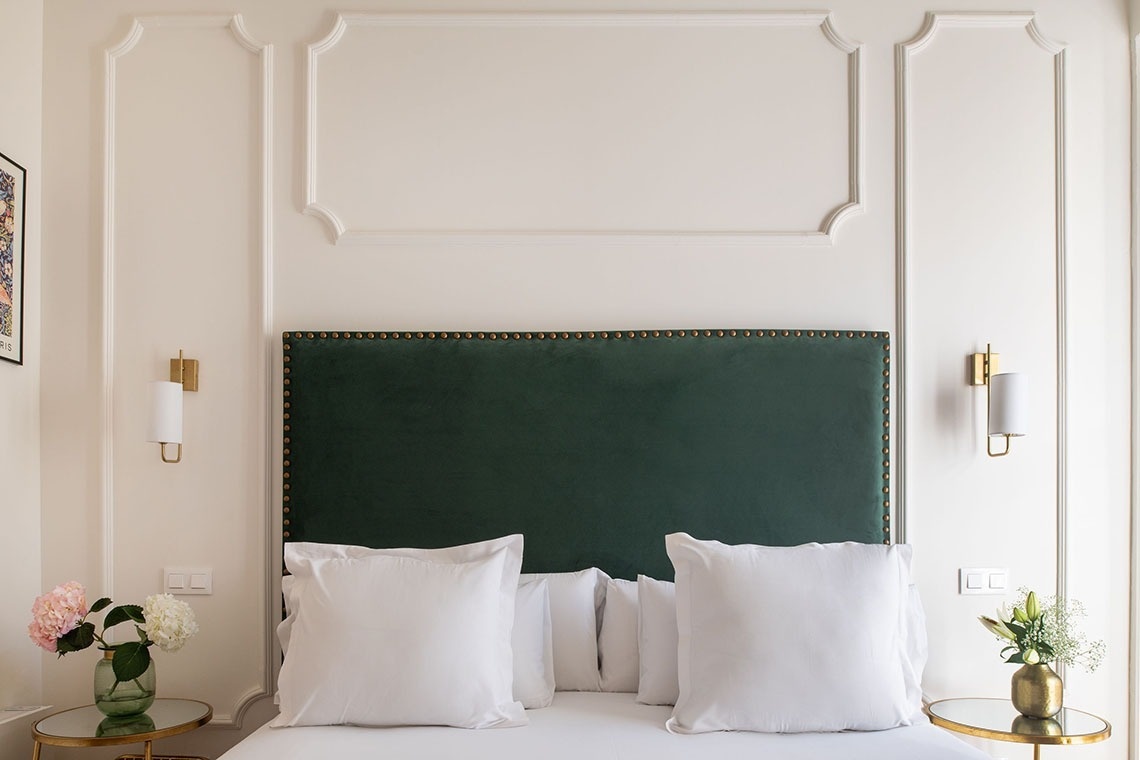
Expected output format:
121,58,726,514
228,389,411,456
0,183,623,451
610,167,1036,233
958,567,1009,595
164,567,212,595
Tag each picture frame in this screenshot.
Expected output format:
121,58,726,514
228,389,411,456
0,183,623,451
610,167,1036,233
0,150,26,365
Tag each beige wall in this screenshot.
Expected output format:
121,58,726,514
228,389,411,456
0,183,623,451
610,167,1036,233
0,1,44,759
35,1,1131,758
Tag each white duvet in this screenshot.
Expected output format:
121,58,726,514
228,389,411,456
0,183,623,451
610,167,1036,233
218,692,989,760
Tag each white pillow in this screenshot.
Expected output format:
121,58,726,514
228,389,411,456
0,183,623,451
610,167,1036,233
636,575,678,705
597,578,639,692
273,548,526,728
278,536,523,656
519,568,608,691
513,578,555,708
665,533,917,734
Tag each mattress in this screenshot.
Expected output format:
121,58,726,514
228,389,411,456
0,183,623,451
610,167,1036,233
218,692,989,760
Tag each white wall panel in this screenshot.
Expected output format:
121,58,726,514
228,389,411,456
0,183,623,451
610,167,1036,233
305,12,863,245
0,0,42,757
104,15,271,727
898,12,1068,734
37,2,1131,758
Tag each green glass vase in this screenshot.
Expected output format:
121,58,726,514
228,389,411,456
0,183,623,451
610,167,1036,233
94,649,156,717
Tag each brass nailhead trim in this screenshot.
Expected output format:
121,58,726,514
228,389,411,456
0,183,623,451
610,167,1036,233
282,326,893,545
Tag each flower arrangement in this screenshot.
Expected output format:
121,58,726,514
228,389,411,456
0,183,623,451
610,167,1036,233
978,588,1105,672
29,581,199,684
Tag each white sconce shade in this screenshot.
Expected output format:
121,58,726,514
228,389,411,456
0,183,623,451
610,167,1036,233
147,380,183,444
988,372,1028,438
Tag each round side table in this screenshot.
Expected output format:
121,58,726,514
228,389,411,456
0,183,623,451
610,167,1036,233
31,698,212,760
925,697,1110,760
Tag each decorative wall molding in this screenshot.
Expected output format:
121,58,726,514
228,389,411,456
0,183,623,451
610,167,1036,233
304,11,863,246
894,12,1068,562
1129,33,1139,760
103,13,273,730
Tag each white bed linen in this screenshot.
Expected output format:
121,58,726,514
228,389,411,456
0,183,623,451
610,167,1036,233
219,692,989,760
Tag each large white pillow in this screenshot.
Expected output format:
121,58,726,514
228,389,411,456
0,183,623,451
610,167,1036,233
635,575,678,705
273,536,526,728
513,578,555,708
597,578,639,692
665,533,917,734
519,568,608,691
278,536,524,656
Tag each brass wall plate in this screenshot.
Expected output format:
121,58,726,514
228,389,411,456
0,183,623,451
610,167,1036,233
969,352,998,386
170,358,199,392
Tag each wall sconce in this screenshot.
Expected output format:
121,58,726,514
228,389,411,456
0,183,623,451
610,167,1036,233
969,344,1028,457
146,350,199,464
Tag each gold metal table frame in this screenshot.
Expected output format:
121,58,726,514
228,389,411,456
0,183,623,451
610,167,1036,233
925,697,1110,760
31,698,212,760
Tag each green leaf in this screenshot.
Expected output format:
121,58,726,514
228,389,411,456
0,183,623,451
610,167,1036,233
89,597,113,614
102,604,145,630
111,641,151,682
56,622,96,654
1006,652,1025,664
1007,621,1026,636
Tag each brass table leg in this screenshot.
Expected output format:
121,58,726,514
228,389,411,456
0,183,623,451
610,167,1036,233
31,741,40,760
145,740,152,760
1034,744,1040,760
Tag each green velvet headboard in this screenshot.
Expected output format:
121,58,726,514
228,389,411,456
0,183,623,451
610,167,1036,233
282,329,890,580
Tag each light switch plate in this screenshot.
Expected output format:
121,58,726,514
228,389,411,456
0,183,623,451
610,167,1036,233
959,567,1010,595
164,566,212,595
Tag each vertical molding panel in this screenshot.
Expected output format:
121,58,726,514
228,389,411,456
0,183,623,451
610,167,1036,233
896,12,1067,554
895,13,1068,702
103,14,273,728
304,11,863,246
1130,32,1139,760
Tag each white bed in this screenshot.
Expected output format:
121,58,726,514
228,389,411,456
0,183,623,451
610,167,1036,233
245,331,984,760
219,692,989,760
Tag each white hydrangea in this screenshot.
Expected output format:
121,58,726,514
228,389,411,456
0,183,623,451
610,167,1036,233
142,594,199,652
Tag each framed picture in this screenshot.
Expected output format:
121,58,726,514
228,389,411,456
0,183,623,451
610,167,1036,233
0,150,26,365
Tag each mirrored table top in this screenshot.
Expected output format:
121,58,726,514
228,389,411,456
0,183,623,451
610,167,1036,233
925,698,1110,746
33,698,212,747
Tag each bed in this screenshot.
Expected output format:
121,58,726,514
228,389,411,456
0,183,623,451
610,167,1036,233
218,329,988,760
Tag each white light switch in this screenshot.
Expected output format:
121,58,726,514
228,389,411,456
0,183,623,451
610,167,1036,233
957,567,1012,597
164,567,212,595
959,567,1011,595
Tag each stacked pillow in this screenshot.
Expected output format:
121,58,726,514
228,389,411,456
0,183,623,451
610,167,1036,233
664,532,921,733
275,533,926,734
275,536,527,728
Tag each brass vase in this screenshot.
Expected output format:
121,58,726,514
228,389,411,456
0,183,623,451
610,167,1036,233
1011,663,1062,719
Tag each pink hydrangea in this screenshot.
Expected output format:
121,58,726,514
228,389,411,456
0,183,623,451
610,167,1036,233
28,581,88,653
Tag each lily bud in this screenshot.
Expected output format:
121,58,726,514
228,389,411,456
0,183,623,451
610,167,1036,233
1013,606,1029,624
1024,648,1041,664
1026,591,1040,620
979,616,1017,641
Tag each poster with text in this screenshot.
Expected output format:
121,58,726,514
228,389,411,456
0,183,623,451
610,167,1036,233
0,150,26,365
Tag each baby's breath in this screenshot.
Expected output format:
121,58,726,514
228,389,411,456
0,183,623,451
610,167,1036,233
984,588,1105,673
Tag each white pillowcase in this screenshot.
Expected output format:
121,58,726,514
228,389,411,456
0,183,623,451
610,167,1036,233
665,533,917,734
273,535,525,728
278,536,524,656
513,578,555,708
519,568,608,691
597,578,639,692
636,575,678,705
